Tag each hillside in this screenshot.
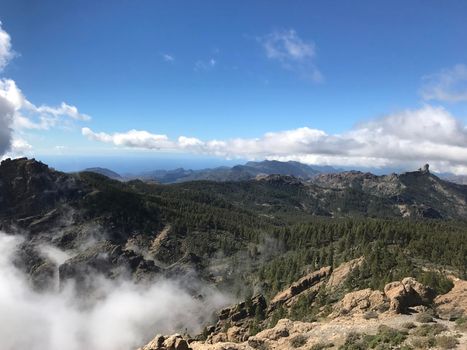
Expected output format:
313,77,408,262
1,157,466,349
83,167,123,180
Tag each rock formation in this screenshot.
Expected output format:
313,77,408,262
435,277,467,320
384,277,436,313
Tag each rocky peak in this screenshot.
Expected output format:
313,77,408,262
419,163,430,174
0,157,86,222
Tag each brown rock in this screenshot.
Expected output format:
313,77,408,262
139,334,192,350
270,266,331,308
384,277,435,313
174,338,190,350
226,326,245,342
208,333,228,344
327,257,364,291
331,288,386,317
384,281,407,313
435,277,467,320
254,319,291,340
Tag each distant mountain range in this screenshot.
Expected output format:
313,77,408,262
83,160,341,183
81,160,467,186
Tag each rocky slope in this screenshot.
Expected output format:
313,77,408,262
139,261,467,350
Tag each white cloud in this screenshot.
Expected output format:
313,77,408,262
260,29,322,82
162,53,174,62
0,79,90,131
0,21,14,71
420,64,467,102
0,23,90,158
194,58,217,71
82,105,467,174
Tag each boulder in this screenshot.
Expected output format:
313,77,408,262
331,288,387,317
139,334,191,350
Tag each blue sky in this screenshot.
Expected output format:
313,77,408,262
0,1,467,173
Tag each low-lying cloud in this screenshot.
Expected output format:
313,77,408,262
82,105,467,174
0,232,230,350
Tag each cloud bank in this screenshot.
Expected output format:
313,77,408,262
82,105,467,174
0,232,230,350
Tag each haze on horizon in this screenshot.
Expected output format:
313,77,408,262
1,1,467,174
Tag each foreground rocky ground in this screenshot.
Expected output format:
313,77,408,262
138,260,467,350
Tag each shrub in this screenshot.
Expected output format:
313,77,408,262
363,310,378,319
416,271,454,295
310,342,334,350
412,323,447,337
455,316,467,331
339,332,365,350
290,334,308,348
415,313,433,323
364,325,407,348
435,335,459,349
411,336,436,349
402,322,416,329
339,327,407,350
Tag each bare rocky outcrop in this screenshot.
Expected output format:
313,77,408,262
331,288,387,317
138,334,191,350
435,277,467,320
270,266,331,309
139,276,467,350
206,294,267,343
384,277,435,313
326,257,364,292
331,277,436,317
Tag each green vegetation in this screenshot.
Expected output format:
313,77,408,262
74,172,466,323
76,173,467,295
402,322,416,330
339,326,408,349
455,316,467,331
415,313,434,324
258,220,465,297
412,323,447,337
411,336,436,349
310,343,334,350
435,335,459,349
416,271,454,295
